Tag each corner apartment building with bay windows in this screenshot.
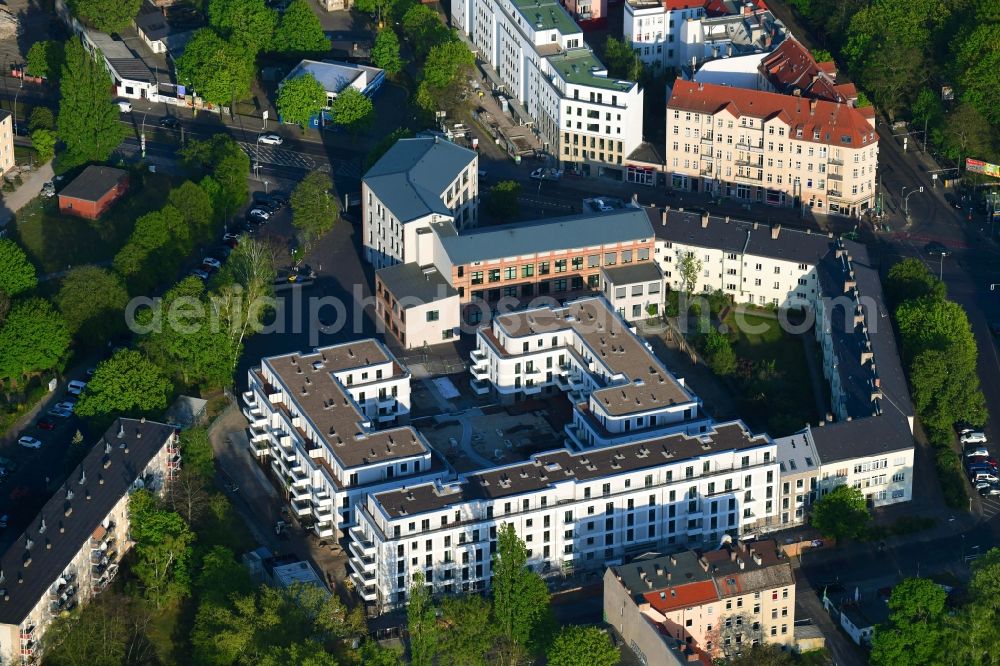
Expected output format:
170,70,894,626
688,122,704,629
452,0,644,177
665,80,878,217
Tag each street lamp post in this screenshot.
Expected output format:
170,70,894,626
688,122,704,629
13,72,23,136
903,186,924,219
140,108,149,159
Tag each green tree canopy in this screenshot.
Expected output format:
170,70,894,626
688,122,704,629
169,180,216,245
214,148,252,219
726,643,797,666
272,0,330,54
485,180,521,222
885,258,945,306
54,265,129,345
702,328,736,376
42,594,156,666
175,29,257,107
602,37,642,81
940,103,994,166
0,298,69,384
439,595,497,666
208,0,277,55
910,348,987,432
416,40,475,114
180,427,216,478
407,572,439,666
492,523,551,661
810,48,834,63
75,349,173,418
129,490,196,608
291,171,338,245
955,23,1000,126
0,238,37,298
895,295,977,363
402,4,451,59
372,27,403,76
26,40,65,80
810,484,870,541
30,129,56,164
870,578,949,666
29,106,56,132
277,73,327,129
68,0,141,33
194,545,255,607
678,253,702,293
57,37,127,168
546,626,618,666
330,87,374,132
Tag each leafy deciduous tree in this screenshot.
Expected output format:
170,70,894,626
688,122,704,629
207,0,277,56
68,0,142,34
407,572,439,666
330,87,374,132
0,238,37,298
402,4,451,59
42,594,156,666
272,0,330,54
180,427,216,478
175,29,256,107
810,484,870,541
546,626,619,666
678,253,703,294
372,27,403,76
885,258,945,306
291,171,338,245
602,37,642,81
26,40,65,80
416,39,475,114
277,73,327,129
29,106,55,132
870,578,948,666
0,298,69,384
492,523,550,665
486,180,521,222
129,490,196,608
75,349,173,418
29,128,56,164
439,595,497,666
57,37,127,168
54,265,128,344
702,328,737,376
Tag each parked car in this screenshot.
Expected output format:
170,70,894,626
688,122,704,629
54,401,76,413
190,268,210,280
117,100,133,112
247,207,271,221
971,472,1000,484
966,455,999,467
47,406,73,418
961,431,988,444
202,257,222,270
530,167,563,181
967,464,997,476
159,115,180,128
268,192,289,208
18,436,42,449
944,192,963,210
966,447,991,458
41,181,56,197
223,232,241,244
258,133,283,146
977,482,1000,497
66,379,88,395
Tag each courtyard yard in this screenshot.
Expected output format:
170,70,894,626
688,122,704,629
722,309,826,436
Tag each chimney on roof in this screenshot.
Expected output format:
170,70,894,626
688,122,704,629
861,347,874,366
752,551,762,566
701,212,709,228
810,98,818,113
730,549,738,562
770,224,780,239
698,557,709,572
669,554,677,566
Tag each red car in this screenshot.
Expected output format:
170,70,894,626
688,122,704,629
966,455,998,468
36,418,57,431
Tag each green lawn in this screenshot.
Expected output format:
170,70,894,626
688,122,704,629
723,310,824,436
12,171,174,274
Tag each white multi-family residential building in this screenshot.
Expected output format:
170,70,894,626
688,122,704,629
363,137,479,269
0,419,179,665
470,297,710,448
243,341,442,538
624,0,706,70
665,80,878,217
349,420,779,610
601,262,667,321
454,0,644,177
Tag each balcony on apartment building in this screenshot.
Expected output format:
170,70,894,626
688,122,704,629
734,171,763,184
827,172,843,181
350,570,378,601
471,377,492,395
736,140,764,153
349,539,377,571
701,133,714,145
349,525,376,553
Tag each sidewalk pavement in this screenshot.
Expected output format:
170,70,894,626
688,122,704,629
0,159,52,227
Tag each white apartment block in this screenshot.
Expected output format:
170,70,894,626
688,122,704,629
363,137,479,269
665,80,878,217
244,341,441,538
601,262,668,321
349,420,779,610
470,297,710,448
456,0,644,176
0,419,179,665
624,0,705,70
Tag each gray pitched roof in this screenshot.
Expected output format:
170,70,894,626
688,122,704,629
0,418,174,625
364,138,476,223
376,263,458,305
653,207,838,265
808,411,913,464
58,166,128,202
440,208,655,265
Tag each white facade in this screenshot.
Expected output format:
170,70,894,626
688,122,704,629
601,264,668,321
624,0,706,70
470,298,708,448
349,421,779,610
458,0,643,172
244,341,440,538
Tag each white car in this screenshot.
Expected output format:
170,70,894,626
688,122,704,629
18,436,42,449
117,100,133,112
54,401,76,413
966,447,990,458
248,207,271,221
202,257,222,270
67,380,88,395
961,432,987,444
258,133,283,146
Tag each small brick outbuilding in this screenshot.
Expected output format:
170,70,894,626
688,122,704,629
58,166,130,220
